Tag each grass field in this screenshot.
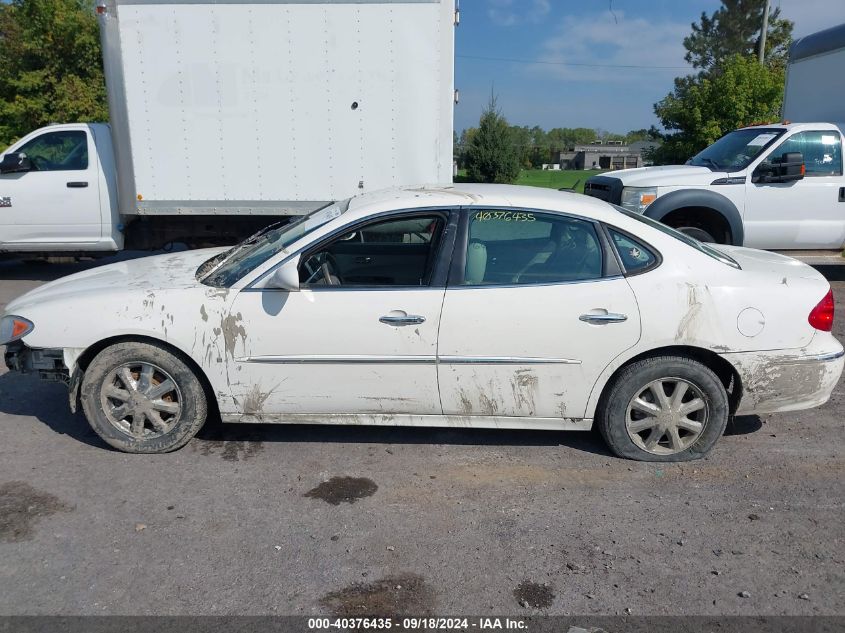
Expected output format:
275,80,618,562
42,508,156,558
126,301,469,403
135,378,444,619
455,169,603,193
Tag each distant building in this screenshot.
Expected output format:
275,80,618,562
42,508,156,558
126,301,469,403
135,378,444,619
556,140,657,170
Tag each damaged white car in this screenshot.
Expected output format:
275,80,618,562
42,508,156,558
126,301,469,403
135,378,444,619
3,185,843,461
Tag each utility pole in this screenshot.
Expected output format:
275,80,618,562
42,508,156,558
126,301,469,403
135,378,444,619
759,0,770,64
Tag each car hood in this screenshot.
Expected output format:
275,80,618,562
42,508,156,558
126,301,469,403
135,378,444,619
603,165,729,187
5,248,228,314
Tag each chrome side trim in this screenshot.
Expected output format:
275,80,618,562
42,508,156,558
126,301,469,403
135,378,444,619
439,356,581,365
777,349,845,364
236,355,582,365
237,355,436,365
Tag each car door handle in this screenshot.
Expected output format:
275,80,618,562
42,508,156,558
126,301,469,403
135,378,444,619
379,314,426,326
839,187,844,202
354,256,372,264
579,312,628,324
66,181,88,188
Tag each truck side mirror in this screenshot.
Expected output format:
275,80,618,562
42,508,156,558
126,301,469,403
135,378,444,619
777,151,805,182
0,152,33,174
752,151,805,184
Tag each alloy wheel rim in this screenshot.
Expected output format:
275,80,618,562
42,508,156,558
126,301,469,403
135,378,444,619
625,377,708,455
100,362,182,438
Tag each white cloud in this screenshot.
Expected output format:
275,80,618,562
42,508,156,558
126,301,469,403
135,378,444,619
536,10,692,83
488,0,551,27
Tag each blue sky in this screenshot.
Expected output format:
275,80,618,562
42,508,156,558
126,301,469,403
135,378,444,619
454,0,845,133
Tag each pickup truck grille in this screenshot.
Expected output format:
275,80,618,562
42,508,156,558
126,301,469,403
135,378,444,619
584,176,624,205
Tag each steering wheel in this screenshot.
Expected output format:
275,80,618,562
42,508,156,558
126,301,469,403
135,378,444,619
303,252,341,286
320,252,341,285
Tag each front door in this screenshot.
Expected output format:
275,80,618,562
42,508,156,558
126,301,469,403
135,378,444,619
438,209,641,421
744,129,845,250
0,128,101,249
225,211,453,418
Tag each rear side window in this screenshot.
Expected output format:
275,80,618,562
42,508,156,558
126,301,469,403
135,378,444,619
608,229,657,273
462,210,603,285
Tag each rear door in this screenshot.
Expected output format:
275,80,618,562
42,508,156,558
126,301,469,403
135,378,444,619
0,127,101,249
437,208,642,421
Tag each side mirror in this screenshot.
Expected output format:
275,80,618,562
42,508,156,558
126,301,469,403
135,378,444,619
266,256,301,292
777,151,805,182
0,152,33,174
753,151,805,184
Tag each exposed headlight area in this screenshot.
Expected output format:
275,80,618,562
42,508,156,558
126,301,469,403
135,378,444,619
0,315,34,345
621,187,658,214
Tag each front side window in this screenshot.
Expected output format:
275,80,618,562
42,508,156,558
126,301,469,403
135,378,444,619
16,131,88,171
772,131,842,176
462,210,602,285
299,214,446,287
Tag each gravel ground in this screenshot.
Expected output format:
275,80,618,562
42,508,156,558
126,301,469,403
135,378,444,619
0,259,842,616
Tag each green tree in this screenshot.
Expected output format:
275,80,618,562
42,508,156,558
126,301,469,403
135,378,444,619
685,0,793,71
465,96,520,184
0,0,108,148
653,54,785,164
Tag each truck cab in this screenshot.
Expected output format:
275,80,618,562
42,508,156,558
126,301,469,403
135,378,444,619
584,122,845,250
0,123,122,254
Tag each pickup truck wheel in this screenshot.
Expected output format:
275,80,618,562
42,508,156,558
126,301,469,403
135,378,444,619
80,342,207,453
597,356,729,462
676,226,717,243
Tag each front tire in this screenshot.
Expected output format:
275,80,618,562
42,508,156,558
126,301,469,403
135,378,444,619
676,226,717,243
597,356,729,462
80,341,208,453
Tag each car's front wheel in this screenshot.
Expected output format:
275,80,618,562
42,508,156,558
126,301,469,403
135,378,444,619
597,356,729,461
80,341,208,453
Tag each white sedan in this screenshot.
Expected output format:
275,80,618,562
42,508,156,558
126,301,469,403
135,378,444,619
2,185,843,461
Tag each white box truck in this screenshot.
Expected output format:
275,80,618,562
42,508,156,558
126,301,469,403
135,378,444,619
584,23,845,253
0,0,456,255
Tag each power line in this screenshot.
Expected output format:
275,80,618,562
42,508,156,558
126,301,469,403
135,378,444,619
456,54,689,70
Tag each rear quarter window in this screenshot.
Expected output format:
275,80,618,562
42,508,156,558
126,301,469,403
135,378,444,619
607,229,658,273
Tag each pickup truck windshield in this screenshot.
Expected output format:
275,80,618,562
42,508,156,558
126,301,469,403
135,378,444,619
199,199,351,287
612,206,740,269
687,128,785,171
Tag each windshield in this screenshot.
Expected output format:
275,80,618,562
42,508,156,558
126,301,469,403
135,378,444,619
612,205,741,269
687,128,785,171
200,199,351,287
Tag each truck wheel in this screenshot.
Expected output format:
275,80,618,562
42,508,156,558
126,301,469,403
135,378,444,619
597,356,729,462
676,226,717,243
80,341,208,453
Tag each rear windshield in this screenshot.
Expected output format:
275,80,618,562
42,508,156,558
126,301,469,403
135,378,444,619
612,206,741,269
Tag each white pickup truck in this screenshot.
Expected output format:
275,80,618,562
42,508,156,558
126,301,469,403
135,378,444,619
0,0,456,256
585,23,845,251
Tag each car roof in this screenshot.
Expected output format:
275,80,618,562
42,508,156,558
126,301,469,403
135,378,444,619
345,183,622,223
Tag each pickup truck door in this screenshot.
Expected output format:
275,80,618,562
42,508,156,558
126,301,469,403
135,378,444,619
0,127,102,250
744,130,845,250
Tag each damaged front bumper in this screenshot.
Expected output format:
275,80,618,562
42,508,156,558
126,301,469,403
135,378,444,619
726,343,845,416
4,341,70,383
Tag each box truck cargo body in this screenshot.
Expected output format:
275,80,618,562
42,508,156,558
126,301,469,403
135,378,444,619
0,0,456,254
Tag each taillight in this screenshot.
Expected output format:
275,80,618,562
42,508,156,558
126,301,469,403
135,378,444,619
808,289,835,332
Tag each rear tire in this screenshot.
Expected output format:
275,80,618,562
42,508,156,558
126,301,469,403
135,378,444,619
597,356,729,462
81,341,207,453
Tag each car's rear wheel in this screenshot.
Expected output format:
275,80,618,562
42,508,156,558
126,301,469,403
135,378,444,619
597,356,729,461
81,341,207,453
